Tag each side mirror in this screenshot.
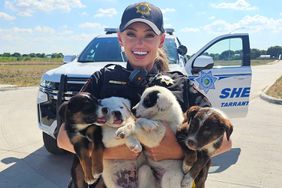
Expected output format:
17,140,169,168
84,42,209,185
177,45,187,56
63,55,76,64
192,55,214,74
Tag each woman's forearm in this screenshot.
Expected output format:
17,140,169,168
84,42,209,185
212,133,232,157
57,123,75,153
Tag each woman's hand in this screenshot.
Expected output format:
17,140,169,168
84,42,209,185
57,124,140,160
145,124,184,161
103,145,140,160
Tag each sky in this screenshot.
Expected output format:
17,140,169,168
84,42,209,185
0,0,282,55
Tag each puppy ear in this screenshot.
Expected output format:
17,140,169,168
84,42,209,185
223,119,233,141
157,92,173,111
121,98,131,109
58,101,68,121
186,106,201,123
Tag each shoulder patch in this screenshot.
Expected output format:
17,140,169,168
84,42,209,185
154,74,175,86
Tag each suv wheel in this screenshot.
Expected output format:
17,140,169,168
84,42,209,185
42,132,65,155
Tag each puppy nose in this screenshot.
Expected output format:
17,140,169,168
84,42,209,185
131,108,136,116
187,139,197,148
102,107,108,114
113,111,121,118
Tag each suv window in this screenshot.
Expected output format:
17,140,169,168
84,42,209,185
78,36,180,64
202,38,243,67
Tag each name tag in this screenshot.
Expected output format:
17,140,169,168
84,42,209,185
109,80,127,85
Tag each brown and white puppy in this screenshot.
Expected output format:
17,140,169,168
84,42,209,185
58,92,104,188
176,106,233,188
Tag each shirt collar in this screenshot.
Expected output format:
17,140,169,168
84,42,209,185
126,62,160,74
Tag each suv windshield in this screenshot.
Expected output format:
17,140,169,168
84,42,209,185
78,37,124,62
78,36,179,63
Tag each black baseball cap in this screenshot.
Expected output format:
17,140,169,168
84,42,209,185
119,2,165,35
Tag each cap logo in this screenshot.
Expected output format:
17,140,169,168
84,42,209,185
136,2,151,16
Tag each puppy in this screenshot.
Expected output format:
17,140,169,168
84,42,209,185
116,85,185,188
96,96,142,188
176,106,233,188
58,92,104,187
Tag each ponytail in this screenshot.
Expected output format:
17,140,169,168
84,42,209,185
155,48,169,72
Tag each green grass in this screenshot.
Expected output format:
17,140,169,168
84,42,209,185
266,76,282,99
0,59,278,87
0,57,62,62
0,61,62,86
251,59,274,66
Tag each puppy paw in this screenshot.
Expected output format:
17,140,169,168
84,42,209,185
85,173,101,185
129,143,142,153
182,163,192,174
84,175,98,185
137,118,160,132
93,172,102,180
115,125,132,139
181,173,194,188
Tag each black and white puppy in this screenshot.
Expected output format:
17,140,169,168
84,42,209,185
58,92,104,188
116,85,185,188
96,96,142,188
176,106,233,188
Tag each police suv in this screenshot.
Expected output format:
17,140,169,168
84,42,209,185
37,28,251,154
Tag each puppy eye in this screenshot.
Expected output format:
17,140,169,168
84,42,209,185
204,126,210,130
120,106,124,109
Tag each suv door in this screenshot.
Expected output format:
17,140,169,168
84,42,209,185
186,33,251,118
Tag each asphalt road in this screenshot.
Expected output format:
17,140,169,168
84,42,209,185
0,61,281,188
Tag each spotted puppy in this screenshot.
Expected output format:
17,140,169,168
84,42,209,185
176,106,233,188
116,85,185,188
96,96,142,188
58,92,104,188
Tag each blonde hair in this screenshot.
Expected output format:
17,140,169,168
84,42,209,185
155,48,169,72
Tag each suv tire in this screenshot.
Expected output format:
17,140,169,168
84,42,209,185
42,132,65,155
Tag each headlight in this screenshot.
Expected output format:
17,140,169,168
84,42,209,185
40,79,56,90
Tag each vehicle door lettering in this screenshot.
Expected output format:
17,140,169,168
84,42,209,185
220,87,250,99
221,101,249,107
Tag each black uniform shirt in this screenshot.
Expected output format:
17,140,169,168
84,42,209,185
81,63,211,112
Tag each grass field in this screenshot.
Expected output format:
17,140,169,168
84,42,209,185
0,59,278,87
0,57,62,62
0,61,62,86
266,76,282,99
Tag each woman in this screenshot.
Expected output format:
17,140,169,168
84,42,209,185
57,1,232,186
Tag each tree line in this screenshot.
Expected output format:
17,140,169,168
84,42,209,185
204,46,282,61
1,45,282,61
250,46,282,59
0,52,64,59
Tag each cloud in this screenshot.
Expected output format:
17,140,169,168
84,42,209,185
4,0,85,16
209,16,216,20
211,0,257,11
94,8,117,17
0,12,16,21
0,26,93,54
161,8,176,14
79,22,107,30
34,26,55,34
180,27,200,33
202,15,282,34
12,27,33,34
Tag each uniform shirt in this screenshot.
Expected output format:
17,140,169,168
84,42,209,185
81,63,211,112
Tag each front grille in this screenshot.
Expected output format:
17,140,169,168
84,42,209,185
40,77,89,100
